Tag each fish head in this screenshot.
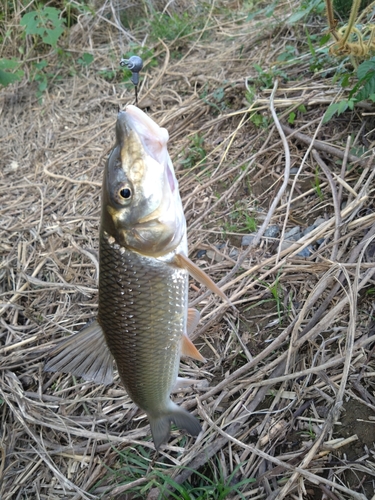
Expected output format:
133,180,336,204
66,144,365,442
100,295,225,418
102,105,186,256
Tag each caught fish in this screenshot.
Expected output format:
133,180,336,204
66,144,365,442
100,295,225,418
45,105,228,448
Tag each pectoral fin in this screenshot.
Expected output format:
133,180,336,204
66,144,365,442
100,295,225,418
175,253,231,305
44,320,114,385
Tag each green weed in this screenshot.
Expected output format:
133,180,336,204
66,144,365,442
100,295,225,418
0,1,94,93
154,462,255,500
245,65,288,108
1,5,66,88
20,5,66,48
149,11,201,43
0,58,24,87
305,29,332,73
77,52,94,67
93,445,153,494
267,277,284,322
299,419,316,440
288,104,306,125
313,165,324,201
324,57,375,122
222,203,257,235
180,134,207,170
287,0,326,24
257,272,285,322
249,111,269,128
95,446,255,499
200,84,228,113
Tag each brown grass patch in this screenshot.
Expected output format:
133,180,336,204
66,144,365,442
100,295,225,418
1,1,375,498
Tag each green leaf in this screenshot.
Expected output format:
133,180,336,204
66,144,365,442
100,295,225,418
0,59,24,87
213,87,224,102
287,10,308,24
319,33,331,46
20,6,65,47
288,111,296,124
323,102,340,123
77,53,94,66
264,2,276,17
337,99,349,114
355,73,375,102
341,73,350,87
357,59,375,80
0,58,18,70
0,69,20,86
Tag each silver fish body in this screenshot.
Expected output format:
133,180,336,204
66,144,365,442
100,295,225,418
45,105,229,448
98,233,201,446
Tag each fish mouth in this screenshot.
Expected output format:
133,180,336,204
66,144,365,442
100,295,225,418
116,106,176,193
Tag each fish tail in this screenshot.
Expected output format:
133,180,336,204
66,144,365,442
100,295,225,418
149,403,202,449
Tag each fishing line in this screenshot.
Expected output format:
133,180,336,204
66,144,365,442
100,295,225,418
119,55,143,106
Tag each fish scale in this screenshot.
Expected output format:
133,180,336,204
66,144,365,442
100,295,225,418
98,234,187,416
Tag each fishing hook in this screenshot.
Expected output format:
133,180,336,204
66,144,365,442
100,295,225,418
119,55,143,106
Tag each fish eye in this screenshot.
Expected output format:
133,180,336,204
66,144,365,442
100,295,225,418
114,184,133,205
119,187,132,199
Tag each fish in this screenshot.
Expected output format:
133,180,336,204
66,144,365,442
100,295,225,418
45,105,229,449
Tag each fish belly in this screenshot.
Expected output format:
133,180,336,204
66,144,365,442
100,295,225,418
98,233,187,416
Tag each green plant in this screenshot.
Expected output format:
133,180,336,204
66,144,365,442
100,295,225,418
94,445,153,494
200,84,228,113
288,105,307,125
180,134,207,170
77,52,94,66
277,45,297,62
154,462,255,500
222,203,257,235
287,0,326,24
149,11,202,43
313,165,324,201
249,111,269,128
95,447,255,499
32,59,52,97
248,64,288,92
299,419,316,440
305,29,332,73
20,6,66,47
246,1,279,21
268,276,284,322
258,273,285,322
0,58,24,87
324,57,375,122
0,3,94,92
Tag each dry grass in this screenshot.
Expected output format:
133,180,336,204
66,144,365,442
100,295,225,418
1,1,375,499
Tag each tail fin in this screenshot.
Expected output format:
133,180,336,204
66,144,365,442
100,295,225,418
149,403,201,449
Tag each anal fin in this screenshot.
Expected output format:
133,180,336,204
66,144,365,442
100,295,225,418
181,334,206,362
45,320,114,385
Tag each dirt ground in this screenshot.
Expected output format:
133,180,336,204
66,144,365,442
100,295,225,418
1,1,375,499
